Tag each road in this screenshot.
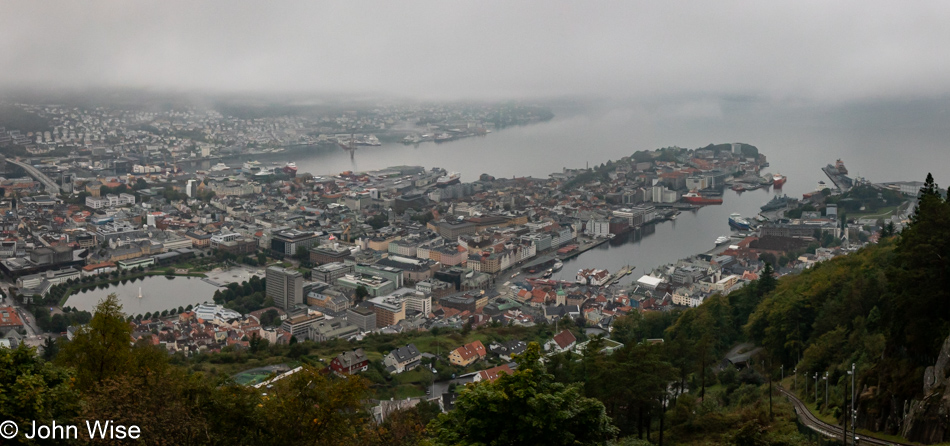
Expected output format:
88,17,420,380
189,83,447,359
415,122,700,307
779,386,914,445
2,156,61,194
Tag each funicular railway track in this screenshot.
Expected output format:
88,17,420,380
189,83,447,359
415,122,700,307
778,386,915,446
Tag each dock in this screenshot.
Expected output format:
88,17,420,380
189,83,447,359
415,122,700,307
558,237,610,261
603,265,635,287
822,164,853,191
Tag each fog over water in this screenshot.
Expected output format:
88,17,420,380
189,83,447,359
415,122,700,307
246,97,950,279
256,98,950,188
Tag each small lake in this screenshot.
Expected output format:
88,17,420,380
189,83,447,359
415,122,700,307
63,275,219,316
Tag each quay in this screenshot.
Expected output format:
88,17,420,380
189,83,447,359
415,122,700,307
603,264,635,287
558,237,610,261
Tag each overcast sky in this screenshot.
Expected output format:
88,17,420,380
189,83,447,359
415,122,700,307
2,1,949,103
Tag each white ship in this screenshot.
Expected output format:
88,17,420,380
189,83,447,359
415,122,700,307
210,163,230,171
243,160,262,172
436,172,461,187
715,236,730,245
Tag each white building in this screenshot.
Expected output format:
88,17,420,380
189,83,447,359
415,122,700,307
585,219,610,237
85,193,136,209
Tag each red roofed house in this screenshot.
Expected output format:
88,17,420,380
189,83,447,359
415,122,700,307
0,307,24,330
545,329,577,353
330,348,369,376
473,364,513,383
448,340,486,367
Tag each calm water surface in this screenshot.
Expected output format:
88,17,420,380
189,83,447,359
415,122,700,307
64,276,218,315
211,99,950,282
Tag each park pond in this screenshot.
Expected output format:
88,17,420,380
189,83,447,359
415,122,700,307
63,275,219,316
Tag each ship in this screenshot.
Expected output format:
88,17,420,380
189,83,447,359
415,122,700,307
681,190,723,205
760,194,791,211
772,173,787,188
836,159,848,175
210,163,230,171
242,161,262,172
552,261,563,272
436,172,461,187
282,162,298,176
255,167,275,176
715,236,731,245
728,213,752,230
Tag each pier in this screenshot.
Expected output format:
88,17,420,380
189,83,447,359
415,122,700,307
558,237,610,261
603,265,635,287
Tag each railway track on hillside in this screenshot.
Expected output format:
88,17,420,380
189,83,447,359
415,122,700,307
779,386,915,445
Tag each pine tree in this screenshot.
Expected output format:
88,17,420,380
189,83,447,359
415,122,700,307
758,262,777,296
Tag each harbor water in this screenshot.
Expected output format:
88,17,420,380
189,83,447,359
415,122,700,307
240,99,950,281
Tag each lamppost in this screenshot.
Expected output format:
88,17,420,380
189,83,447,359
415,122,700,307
851,362,858,441
794,367,798,391
814,372,818,404
781,364,784,382
805,370,808,396
824,372,829,408
844,367,850,446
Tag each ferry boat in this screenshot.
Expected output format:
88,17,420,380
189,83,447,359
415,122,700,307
552,261,563,272
243,160,262,172
282,162,298,175
255,167,275,176
772,173,787,188
681,190,724,205
728,213,752,230
436,172,461,187
715,236,730,245
210,163,230,172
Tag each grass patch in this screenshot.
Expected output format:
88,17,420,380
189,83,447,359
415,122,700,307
232,371,273,386
848,205,898,219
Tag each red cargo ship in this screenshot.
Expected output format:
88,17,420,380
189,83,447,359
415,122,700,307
772,173,787,188
681,190,723,205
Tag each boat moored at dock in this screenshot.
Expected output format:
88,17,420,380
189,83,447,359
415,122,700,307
681,190,723,205
728,213,752,230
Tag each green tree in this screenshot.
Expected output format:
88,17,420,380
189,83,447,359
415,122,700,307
41,336,59,361
58,294,134,389
757,262,776,296
254,365,370,446
355,285,369,303
366,214,389,230
0,345,81,435
428,342,618,445
259,308,281,327
293,245,310,261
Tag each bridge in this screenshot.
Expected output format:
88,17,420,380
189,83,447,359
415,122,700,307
2,157,61,194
